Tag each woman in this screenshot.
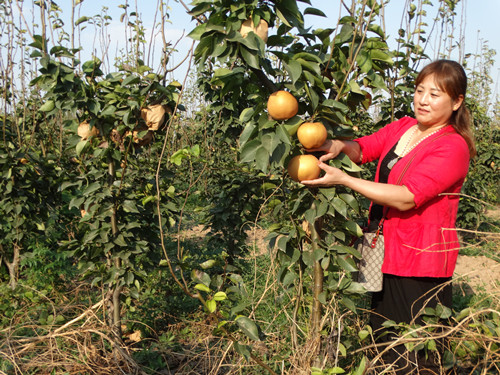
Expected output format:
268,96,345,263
302,59,475,373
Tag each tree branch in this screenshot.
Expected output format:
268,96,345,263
250,67,278,93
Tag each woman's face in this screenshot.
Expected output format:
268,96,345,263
413,74,463,128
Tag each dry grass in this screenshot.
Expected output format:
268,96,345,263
1,288,499,374
1,220,498,374
0,299,146,375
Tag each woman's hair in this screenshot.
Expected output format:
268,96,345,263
415,59,476,157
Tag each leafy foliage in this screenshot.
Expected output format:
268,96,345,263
0,0,499,374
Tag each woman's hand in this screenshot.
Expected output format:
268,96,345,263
305,139,345,162
302,160,417,211
301,161,348,187
305,139,362,164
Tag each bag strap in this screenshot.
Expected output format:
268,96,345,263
370,131,450,248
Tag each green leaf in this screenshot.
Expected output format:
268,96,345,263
206,299,216,313
293,52,323,64
283,59,302,85
122,200,139,213
233,341,252,359
75,16,90,26
304,7,326,17
352,356,367,375
304,84,319,111
356,50,373,74
331,244,362,258
283,116,303,135
427,339,437,351
194,283,211,293
240,139,261,163
435,304,452,319
335,24,354,44
368,23,385,38
275,124,292,145
239,45,260,69
141,196,155,205
114,234,128,247
69,196,85,210
332,197,347,217
29,34,45,50
101,105,117,117
302,251,314,267
282,271,297,287
358,329,370,340
345,221,363,237
60,181,79,191
275,0,303,28
88,99,101,115
192,270,211,287
83,182,100,196
276,8,292,27
317,200,329,218
125,271,134,285
319,187,336,200
239,108,255,123
348,80,363,95
200,259,216,269
277,235,289,252
305,208,316,224
370,49,393,65
240,122,257,146
188,3,212,18
340,193,359,212
213,292,227,301
122,74,140,86
321,99,349,112
337,255,357,272
329,367,345,374
39,100,55,112
318,291,328,304
338,342,347,356
341,296,357,312
236,316,260,341
170,150,185,166
255,146,269,172
296,57,321,75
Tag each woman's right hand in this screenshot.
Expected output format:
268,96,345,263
305,139,345,162
306,139,362,164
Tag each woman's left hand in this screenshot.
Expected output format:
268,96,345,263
301,161,348,187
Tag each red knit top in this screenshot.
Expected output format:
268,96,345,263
354,117,470,277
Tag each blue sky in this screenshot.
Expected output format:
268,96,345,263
145,1,500,94
29,0,500,95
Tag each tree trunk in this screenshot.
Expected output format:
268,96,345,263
111,280,123,341
108,155,123,342
308,210,324,369
4,243,20,290
309,219,323,337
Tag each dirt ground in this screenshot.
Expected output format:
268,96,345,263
246,226,500,297
181,220,500,297
454,254,499,295
454,207,500,296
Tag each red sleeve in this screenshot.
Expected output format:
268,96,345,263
354,117,417,163
402,135,470,208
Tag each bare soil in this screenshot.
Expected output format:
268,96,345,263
179,218,500,297
454,254,500,295
454,206,500,296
